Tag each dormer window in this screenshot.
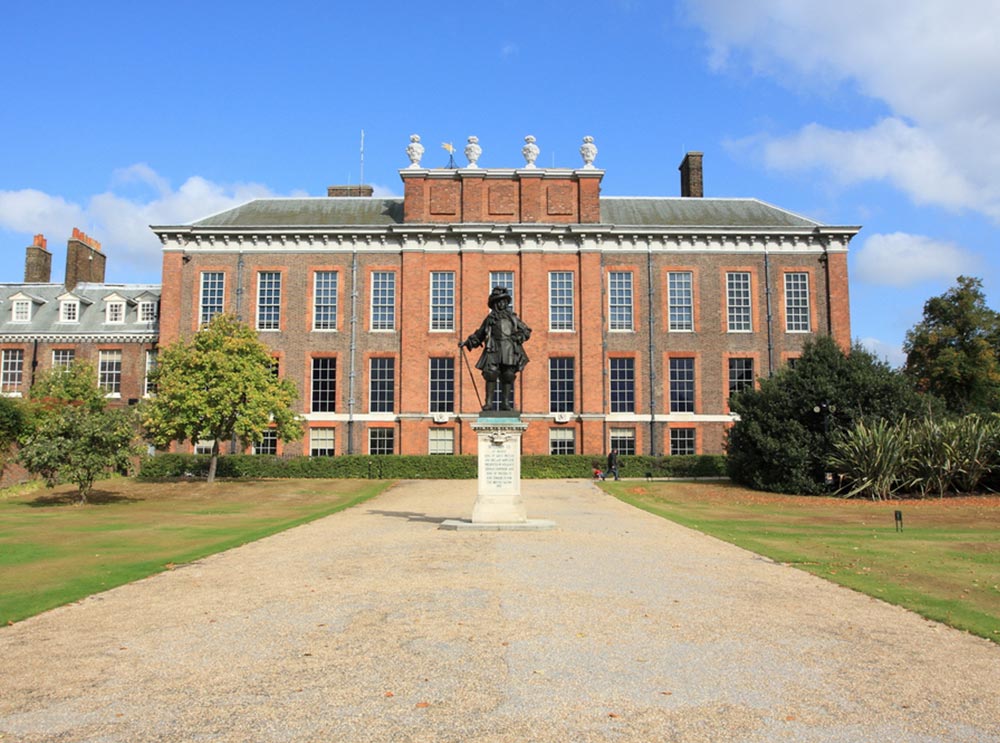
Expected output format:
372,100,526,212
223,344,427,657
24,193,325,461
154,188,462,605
106,301,125,324
60,300,79,323
11,300,31,323
138,301,158,323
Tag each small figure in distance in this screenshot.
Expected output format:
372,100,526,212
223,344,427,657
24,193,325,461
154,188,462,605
459,286,531,411
607,449,620,481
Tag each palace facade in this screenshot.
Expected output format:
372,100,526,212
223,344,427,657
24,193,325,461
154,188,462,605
151,136,856,457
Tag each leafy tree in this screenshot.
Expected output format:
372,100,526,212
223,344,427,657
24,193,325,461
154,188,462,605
727,336,929,494
903,276,1000,414
141,315,303,482
0,395,26,479
18,364,141,504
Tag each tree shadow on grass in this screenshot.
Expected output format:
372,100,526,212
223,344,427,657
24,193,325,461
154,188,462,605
24,490,143,508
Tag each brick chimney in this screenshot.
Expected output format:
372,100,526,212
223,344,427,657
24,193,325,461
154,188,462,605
679,151,704,197
64,228,106,290
327,185,374,197
24,234,52,283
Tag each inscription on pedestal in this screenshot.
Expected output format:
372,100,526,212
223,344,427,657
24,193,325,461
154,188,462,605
483,447,516,489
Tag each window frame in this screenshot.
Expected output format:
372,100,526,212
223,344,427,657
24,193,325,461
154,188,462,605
11,300,31,323
138,301,158,323
669,357,695,413
428,427,455,455
310,357,337,413
368,427,395,455
105,301,125,324
429,271,456,332
429,357,455,413
312,270,339,331
609,428,636,456
98,349,123,397
52,349,75,370
548,357,574,413
667,271,694,332
726,271,752,333
370,271,396,331
309,428,335,457
608,271,634,331
199,272,225,326
609,357,635,413
785,272,811,332
548,271,575,332
60,300,79,323
1,349,24,394
256,271,282,331
548,428,575,455
369,357,395,413
670,428,696,456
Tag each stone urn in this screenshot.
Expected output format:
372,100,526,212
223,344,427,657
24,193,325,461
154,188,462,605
521,135,539,168
580,135,598,168
465,136,482,168
406,134,424,168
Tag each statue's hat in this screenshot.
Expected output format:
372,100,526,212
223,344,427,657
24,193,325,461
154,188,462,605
487,286,512,308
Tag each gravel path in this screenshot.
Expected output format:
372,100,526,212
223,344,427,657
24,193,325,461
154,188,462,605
1,479,998,742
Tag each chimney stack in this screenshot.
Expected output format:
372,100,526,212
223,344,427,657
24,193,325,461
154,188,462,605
679,152,704,198
327,185,374,198
64,228,106,290
24,234,52,283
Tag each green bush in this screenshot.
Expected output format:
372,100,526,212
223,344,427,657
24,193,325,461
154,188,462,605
139,453,727,481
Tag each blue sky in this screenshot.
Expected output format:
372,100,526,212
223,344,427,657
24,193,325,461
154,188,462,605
2,0,998,366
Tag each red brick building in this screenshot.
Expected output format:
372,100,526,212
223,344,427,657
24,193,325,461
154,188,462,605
0,231,159,408
153,138,856,457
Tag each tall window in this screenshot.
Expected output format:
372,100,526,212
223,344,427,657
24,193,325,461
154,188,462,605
669,357,695,413
253,430,278,455
60,300,79,323
369,428,395,455
549,272,574,331
785,273,811,332
311,358,337,412
12,300,30,323
256,271,281,330
489,271,514,303
610,358,635,413
52,349,75,370
369,358,395,412
728,358,754,396
98,350,122,395
313,271,338,330
608,271,633,331
668,271,693,331
139,301,158,323
429,358,454,412
106,301,125,324
430,272,455,331
144,350,158,396
428,428,455,455
371,271,396,330
670,428,696,456
310,428,335,457
549,358,574,413
549,428,575,455
200,272,225,325
1,349,24,393
727,272,752,332
610,428,636,456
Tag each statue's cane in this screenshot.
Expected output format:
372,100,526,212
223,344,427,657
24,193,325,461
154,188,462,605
459,343,484,410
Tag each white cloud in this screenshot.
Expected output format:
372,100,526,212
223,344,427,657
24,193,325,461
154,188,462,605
683,1,1000,220
500,42,519,58
857,336,905,368
854,232,978,288
0,166,302,280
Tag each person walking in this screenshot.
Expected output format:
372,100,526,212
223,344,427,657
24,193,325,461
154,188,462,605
607,449,620,481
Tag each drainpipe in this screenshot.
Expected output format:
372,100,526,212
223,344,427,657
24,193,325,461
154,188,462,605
235,250,245,322
646,240,657,456
814,227,833,338
347,250,359,454
764,242,775,377
30,339,39,388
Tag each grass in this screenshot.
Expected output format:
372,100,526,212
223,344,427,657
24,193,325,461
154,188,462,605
0,478,391,625
603,480,1000,643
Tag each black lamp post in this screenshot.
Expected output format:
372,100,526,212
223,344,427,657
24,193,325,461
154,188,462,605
813,401,837,488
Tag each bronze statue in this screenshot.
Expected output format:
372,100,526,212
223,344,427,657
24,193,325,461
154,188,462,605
460,286,531,411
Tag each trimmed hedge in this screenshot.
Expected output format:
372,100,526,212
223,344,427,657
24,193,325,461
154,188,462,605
139,453,727,480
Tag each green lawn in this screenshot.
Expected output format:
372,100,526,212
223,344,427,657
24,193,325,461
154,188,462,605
0,478,391,625
604,480,1000,643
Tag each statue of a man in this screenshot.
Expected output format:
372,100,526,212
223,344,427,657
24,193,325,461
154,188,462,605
460,286,531,411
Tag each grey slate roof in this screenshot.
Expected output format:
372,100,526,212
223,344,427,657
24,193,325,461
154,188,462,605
184,196,822,229
0,282,161,340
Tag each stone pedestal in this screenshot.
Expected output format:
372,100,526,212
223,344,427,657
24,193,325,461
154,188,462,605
440,415,555,531
471,417,528,523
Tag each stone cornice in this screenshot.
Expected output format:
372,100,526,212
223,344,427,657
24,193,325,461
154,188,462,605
0,332,157,344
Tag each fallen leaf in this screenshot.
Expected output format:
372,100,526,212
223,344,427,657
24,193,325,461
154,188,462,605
608,713,620,718
660,691,672,696
165,563,176,570
785,715,796,721
415,702,430,708
384,691,394,698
